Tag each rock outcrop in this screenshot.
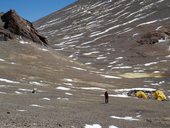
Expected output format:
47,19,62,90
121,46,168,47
0,26,13,41
0,10,47,45
137,26,170,45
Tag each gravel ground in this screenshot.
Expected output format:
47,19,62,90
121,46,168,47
0,84,170,128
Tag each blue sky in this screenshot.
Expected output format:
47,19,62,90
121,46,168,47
0,0,77,22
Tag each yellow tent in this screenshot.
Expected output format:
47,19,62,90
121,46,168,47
153,90,167,101
135,91,148,99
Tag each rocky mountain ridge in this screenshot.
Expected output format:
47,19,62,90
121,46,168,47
0,10,47,45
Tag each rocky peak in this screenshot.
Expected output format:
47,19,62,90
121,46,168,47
0,10,47,45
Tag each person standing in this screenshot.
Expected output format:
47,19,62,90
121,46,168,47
104,91,109,103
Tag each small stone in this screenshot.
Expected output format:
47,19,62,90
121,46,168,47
58,123,62,127
6,111,10,114
146,119,152,123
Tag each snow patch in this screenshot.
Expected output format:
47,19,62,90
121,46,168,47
109,61,118,64
144,62,158,66
29,104,44,108
0,78,19,84
150,81,165,86
111,66,132,69
38,48,49,52
85,62,92,65
64,83,73,86
29,81,41,86
136,115,141,118
29,81,48,87
18,88,32,92
85,124,102,128
137,20,158,27
15,91,23,94
109,94,129,98
0,59,5,62
158,38,166,43
100,75,122,79
65,92,72,96
83,51,100,56
19,40,30,44
11,62,16,65
72,67,87,71
42,98,51,101
109,125,119,128
57,97,69,100
0,92,7,94
17,110,27,112
133,70,144,73
157,0,165,3
80,87,105,91
63,78,73,82
132,33,139,37
56,87,71,91
89,24,121,37
156,26,163,30
115,57,123,60
96,56,107,60
110,116,139,121
114,88,156,92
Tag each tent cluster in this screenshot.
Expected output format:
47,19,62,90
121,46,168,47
127,89,167,101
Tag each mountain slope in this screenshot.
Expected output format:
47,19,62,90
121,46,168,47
34,0,170,91
35,0,170,72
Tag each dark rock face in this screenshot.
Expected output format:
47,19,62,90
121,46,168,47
0,26,13,41
137,31,165,45
0,10,47,45
137,26,170,45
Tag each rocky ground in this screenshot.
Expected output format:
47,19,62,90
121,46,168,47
0,40,169,128
0,81,170,128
